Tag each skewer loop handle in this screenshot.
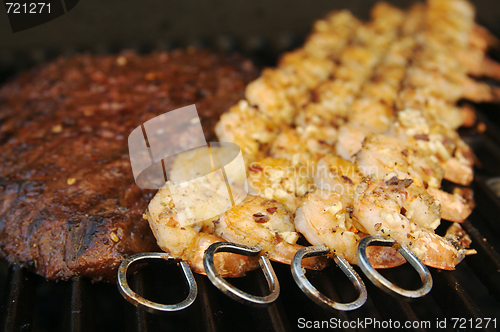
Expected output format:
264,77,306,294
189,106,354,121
117,252,198,313
357,235,433,299
203,242,280,307
292,245,367,311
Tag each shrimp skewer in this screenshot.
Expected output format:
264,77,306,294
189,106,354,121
352,173,474,270
269,6,409,185
294,188,406,268
301,3,406,126
245,11,360,126
214,195,328,270
147,183,261,277
354,133,474,222
389,108,475,186
215,100,280,166
335,5,425,160
208,0,486,277
402,0,500,104
247,157,312,212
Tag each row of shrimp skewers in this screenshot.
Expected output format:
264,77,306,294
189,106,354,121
146,0,499,279
146,4,401,276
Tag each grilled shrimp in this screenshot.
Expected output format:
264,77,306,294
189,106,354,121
305,10,360,59
354,133,473,222
245,69,299,125
405,66,500,103
348,97,395,132
370,2,406,32
247,157,312,212
215,100,279,165
356,2,405,48
245,47,337,125
215,195,327,270
295,188,405,268
312,80,362,119
269,126,336,170
314,155,364,197
335,123,374,161
352,173,469,270
460,77,500,103
315,10,361,36
396,88,471,130
355,133,444,189
279,49,336,90
338,45,381,79
460,52,500,81
426,187,474,223
295,102,346,133
390,108,474,186
147,184,260,277
405,0,500,104
470,23,500,51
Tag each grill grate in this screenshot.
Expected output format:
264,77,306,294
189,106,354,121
1,194,499,332
1,37,500,331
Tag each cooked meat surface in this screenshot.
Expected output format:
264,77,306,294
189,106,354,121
0,49,257,281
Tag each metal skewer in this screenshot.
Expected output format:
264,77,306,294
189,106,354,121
291,246,368,311
117,252,198,313
356,235,433,299
203,242,280,307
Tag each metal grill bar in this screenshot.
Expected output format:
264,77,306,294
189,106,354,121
312,265,360,331
195,274,224,332
70,277,83,332
431,270,496,332
130,272,149,332
473,177,500,237
256,273,291,332
363,272,427,332
461,218,500,301
1,265,36,332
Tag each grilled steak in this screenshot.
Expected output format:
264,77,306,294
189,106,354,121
0,49,257,281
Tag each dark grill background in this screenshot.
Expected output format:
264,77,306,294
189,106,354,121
1,1,500,331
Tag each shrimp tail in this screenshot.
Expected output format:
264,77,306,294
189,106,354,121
472,24,500,51
427,187,474,223
269,241,329,270
364,242,406,269
442,158,473,186
462,78,500,103
419,223,477,270
471,57,500,82
460,104,476,127
445,223,477,257
187,233,261,278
